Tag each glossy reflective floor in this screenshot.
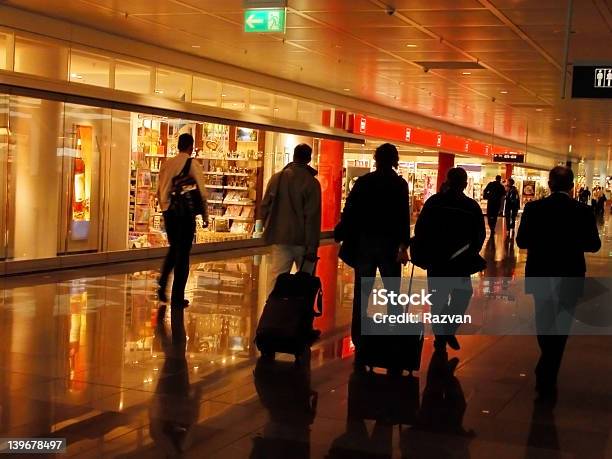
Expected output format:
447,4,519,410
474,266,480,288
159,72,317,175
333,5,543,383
0,215,611,458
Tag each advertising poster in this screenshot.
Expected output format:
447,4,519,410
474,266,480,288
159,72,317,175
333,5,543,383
522,180,536,203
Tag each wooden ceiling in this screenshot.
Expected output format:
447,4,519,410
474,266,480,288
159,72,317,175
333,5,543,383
5,0,612,161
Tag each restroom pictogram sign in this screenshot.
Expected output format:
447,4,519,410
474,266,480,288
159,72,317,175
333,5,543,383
594,68,612,88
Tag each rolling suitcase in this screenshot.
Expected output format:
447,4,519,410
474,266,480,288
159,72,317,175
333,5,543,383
355,264,424,374
255,261,323,361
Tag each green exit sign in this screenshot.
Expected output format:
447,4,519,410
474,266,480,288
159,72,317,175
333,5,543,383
244,8,286,33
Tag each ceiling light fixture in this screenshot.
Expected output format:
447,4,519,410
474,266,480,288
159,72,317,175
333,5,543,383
462,72,471,75
221,94,226,97
535,108,543,112
555,118,561,121
274,108,279,111
155,89,164,94
191,45,201,48
406,44,418,48
500,90,508,94
343,88,351,91
70,73,83,79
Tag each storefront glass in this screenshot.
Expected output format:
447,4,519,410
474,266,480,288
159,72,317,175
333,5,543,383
0,90,325,261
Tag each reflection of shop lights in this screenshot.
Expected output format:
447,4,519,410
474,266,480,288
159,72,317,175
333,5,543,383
222,358,227,364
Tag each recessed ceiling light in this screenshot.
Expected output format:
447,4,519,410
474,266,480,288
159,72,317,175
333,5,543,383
70,73,83,79
406,44,418,48
462,72,471,75
155,89,164,94
500,90,508,94
221,94,226,97
191,45,201,48
597,138,601,142
535,108,543,112
343,88,351,91
274,108,279,111
555,118,561,121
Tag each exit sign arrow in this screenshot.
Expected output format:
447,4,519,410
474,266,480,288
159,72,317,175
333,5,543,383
245,13,265,29
244,8,286,33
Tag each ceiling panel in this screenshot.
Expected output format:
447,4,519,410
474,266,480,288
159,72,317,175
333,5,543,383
2,0,611,159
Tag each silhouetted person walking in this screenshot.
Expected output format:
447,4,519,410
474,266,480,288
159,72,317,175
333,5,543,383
334,143,410,346
260,144,321,286
483,175,505,234
516,166,601,401
504,178,520,236
412,168,486,351
157,133,208,308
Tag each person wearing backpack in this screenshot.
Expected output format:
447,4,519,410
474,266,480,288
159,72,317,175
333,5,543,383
157,133,208,308
504,178,520,237
482,175,506,235
411,167,486,352
260,144,321,287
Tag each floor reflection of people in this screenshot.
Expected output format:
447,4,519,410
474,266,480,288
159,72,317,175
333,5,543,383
525,402,560,459
149,306,201,457
401,350,473,459
251,356,317,459
328,370,419,458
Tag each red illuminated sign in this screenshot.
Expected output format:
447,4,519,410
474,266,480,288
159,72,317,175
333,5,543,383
348,114,522,158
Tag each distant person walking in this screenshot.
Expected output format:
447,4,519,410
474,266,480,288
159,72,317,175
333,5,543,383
504,178,520,237
157,133,208,308
334,143,410,345
260,144,321,284
412,168,486,351
516,166,601,401
579,186,591,204
483,175,506,235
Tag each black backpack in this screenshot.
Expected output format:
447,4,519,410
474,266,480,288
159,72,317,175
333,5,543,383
169,158,205,218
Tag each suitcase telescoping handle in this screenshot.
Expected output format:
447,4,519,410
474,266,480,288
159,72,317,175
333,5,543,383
299,256,319,275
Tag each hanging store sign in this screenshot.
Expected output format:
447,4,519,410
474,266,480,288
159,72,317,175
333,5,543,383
493,153,525,163
244,8,286,33
571,65,612,98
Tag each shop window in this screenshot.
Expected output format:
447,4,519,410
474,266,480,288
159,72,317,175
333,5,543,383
155,69,192,102
192,77,220,107
69,50,111,88
115,60,151,94
127,114,263,249
58,103,110,254
0,33,7,70
14,36,69,80
273,95,298,121
249,90,273,116
221,83,248,111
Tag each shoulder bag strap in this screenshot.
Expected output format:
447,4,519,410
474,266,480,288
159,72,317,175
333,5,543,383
179,157,193,178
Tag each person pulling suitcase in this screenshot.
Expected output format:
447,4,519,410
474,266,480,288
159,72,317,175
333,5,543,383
255,259,323,362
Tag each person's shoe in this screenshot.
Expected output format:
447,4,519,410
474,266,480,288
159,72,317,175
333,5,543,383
446,335,461,351
171,299,190,309
157,286,168,303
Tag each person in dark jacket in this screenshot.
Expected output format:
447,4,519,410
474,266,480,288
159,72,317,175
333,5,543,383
334,143,410,346
504,178,520,237
413,167,486,351
516,166,601,401
483,175,506,235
